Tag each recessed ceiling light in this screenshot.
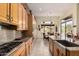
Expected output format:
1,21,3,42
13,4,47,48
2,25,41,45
39,8,42,11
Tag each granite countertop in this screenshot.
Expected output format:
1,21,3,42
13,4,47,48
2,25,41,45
54,40,79,51
66,47,79,51
49,35,55,40
49,35,60,40
0,36,32,56
6,37,32,56
49,36,79,51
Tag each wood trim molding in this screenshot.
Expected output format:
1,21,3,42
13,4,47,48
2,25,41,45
21,3,30,14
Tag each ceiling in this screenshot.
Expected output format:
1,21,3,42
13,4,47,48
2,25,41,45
27,3,74,16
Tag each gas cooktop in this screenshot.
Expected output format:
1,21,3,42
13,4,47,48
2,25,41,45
0,41,22,56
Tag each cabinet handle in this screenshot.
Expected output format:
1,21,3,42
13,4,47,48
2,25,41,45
6,15,9,19
6,15,13,22
11,17,13,21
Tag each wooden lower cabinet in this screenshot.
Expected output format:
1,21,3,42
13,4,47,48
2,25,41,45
9,38,32,56
25,43,29,55
19,48,25,56
54,42,79,56
25,38,32,56
53,42,66,56
9,42,25,56
66,50,79,56
49,39,54,55
49,39,79,56
49,40,67,56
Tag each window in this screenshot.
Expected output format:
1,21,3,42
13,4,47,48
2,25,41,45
61,17,73,40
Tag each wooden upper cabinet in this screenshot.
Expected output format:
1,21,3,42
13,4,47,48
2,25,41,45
17,4,23,30
22,8,26,30
23,7,28,30
11,3,18,25
0,3,29,29
17,4,28,30
0,3,8,22
22,5,28,30
25,11,28,30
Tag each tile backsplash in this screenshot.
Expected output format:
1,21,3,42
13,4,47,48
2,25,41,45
0,29,22,45
14,30,22,39
0,30,7,45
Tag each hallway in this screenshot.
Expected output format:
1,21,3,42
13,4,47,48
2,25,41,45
30,38,51,56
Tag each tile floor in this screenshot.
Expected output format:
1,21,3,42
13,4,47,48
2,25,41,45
30,38,51,56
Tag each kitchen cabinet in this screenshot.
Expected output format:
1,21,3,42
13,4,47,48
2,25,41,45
17,4,28,30
15,43,25,56
25,11,28,30
0,3,18,25
53,41,66,56
8,37,32,56
11,3,18,25
22,8,26,30
0,3,9,22
49,37,79,56
17,4,23,30
25,38,32,55
53,40,79,56
66,50,79,56
53,45,59,56
49,38,54,55
26,14,33,36
25,43,29,55
28,38,32,54
0,3,29,28
22,5,28,30
49,38,67,56
9,42,25,56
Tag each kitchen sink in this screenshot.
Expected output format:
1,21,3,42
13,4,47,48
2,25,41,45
56,40,79,47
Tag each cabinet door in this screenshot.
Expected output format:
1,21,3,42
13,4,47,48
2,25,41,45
29,38,32,54
25,43,28,56
54,43,59,56
17,43,25,56
22,6,29,30
17,4,28,30
49,39,52,52
19,44,25,56
20,49,25,56
11,3,18,25
22,8,26,30
27,14,33,36
25,38,32,56
0,3,8,22
25,42,31,55
25,11,28,30
9,43,25,56
17,4,23,30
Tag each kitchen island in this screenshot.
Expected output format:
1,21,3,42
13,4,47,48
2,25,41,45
49,36,79,56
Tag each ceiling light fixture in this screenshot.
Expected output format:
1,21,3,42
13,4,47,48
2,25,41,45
39,8,42,11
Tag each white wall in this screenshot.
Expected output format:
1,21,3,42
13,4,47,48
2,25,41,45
59,3,79,36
